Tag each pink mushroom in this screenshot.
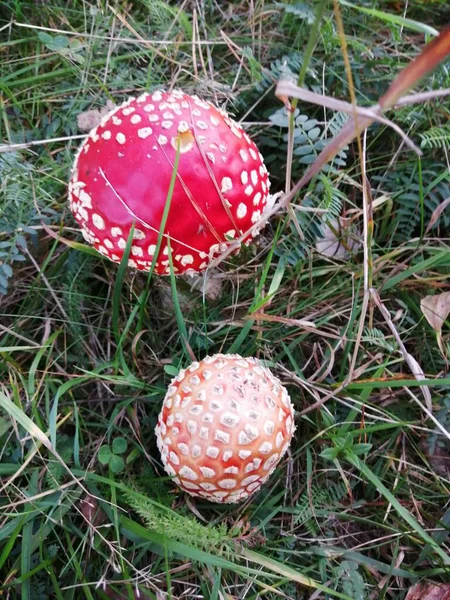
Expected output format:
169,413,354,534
155,354,295,504
68,90,271,275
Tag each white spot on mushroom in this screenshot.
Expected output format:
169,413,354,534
237,203,247,219
219,144,227,153
247,481,261,492
186,420,197,435
179,466,198,481
251,170,258,186
177,121,190,133
118,238,127,249
104,239,113,249
259,441,273,454
169,451,180,465
245,185,253,196
101,130,111,140
264,453,279,471
182,481,200,490
138,127,153,139
148,244,156,256
92,214,105,230
144,103,155,112
264,420,275,435
240,171,248,185
199,426,210,439
191,444,201,457
136,93,149,103
158,134,168,145
224,466,239,475
206,152,215,164
238,450,252,460
230,125,242,138
122,107,135,116
210,115,220,126
253,192,262,206
214,430,230,444
220,177,233,193
152,91,163,101
218,479,237,489
130,114,142,124
242,475,260,486
251,210,261,224
220,412,240,428
239,149,249,162
245,458,262,472
200,482,217,491
223,450,233,462
177,443,189,456
79,190,92,208
148,114,159,122
196,121,208,130
199,466,216,478
116,132,126,144
206,446,220,459
249,148,257,160
112,116,122,125
131,246,143,257
180,254,194,266
162,120,173,129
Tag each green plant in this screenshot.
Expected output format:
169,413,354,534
98,437,128,474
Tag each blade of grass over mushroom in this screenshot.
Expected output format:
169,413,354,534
112,222,135,345
166,240,189,355
137,139,181,330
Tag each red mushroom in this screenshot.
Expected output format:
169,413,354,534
155,353,295,504
68,90,271,275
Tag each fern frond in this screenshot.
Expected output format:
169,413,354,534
124,489,232,557
419,124,450,149
294,481,350,535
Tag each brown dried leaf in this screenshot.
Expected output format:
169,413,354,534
420,292,450,332
405,582,450,600
77,100,116,131
425,195,450,234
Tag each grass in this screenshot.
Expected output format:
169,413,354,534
1,1,450,598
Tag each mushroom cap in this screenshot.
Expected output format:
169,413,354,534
68,90,271,275
155,353,295,504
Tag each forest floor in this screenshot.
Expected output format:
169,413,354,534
1,1,450,599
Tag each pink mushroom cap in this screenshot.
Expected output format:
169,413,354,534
155,354,296,504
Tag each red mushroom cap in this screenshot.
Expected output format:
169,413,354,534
155,353,295,504
68,90,271,275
